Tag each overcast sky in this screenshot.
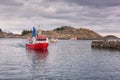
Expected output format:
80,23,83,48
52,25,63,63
0,0,120,37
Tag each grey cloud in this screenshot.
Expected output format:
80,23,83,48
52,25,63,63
42,0,120,8
0,0,119,37
0,0,23,6
64,0,120,7
96,26,120,33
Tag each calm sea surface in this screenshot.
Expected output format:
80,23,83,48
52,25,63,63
0,38,120,80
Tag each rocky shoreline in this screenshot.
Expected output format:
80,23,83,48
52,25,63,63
0,26,103,39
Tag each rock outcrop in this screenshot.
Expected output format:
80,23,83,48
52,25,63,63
104,35,119,39
42,26,102,39
0,29,5,38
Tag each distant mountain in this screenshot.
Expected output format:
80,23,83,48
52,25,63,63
0,28,21,38
104,35,119,39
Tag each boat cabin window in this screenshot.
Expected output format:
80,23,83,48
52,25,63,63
36,38,46,41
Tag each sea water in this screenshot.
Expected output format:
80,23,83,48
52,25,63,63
0,38,120,80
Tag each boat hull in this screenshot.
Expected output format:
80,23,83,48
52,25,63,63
26,43,49,50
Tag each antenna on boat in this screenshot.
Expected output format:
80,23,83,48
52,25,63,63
37,24,42,36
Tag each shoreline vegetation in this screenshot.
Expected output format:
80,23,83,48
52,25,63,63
0,26,119,40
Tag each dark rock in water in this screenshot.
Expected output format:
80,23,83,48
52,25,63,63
91,40,120,50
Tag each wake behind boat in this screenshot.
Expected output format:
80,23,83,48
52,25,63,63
26,27,49,50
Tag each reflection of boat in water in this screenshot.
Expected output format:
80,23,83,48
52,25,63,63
26,27,49,50
26,48,48,60
26,48,48,79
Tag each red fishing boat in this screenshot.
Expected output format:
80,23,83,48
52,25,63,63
26,27,49,50
26,36,49,50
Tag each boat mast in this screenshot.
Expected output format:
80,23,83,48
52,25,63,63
37,25,42,36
